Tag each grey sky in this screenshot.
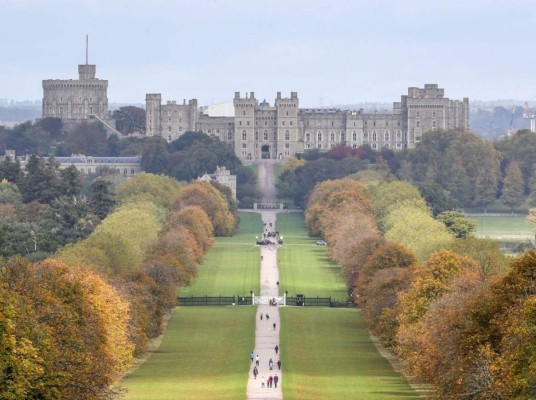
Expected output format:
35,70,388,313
1,0,535,107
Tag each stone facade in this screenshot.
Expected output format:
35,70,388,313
146,83,469,160
42,64,108,121
198,166,237,200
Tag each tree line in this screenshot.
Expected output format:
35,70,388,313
278,129,536,211
0,118,260,206
304,172,536,398
0,173,237,399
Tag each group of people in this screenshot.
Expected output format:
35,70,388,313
260,374,279,388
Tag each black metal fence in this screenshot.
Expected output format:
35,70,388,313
177,295,352,307
177,295,253,306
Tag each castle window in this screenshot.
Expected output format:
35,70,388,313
396,130,402,140
168,126,172,132
416,121,421,128
124,169,128,175
80,168,85,174
247,121,250,126
416,111,420,118
372,143,377,149
282,121,285,126
317,131,322,141
317,143,323,149
373,121,376,127
432,111,437,118
228,131,233,140
306,144,311,149
286,111,289,116
242,131,247,141
59,106,63,115
285,143,290,149
255,131,259,140
384,131,390,141
432,120,437,129
341,132,345,142
168,135,171,141
264,131,268,141
396,143,402,149
243,111,246,116
352,131,357,141
352,144,357,149
384,143,390,149
372,131,377,141
305,132,310,142
242,143,247,149
285,130,290,141
131,168,135,174
364,132,369,140
265,121,267,126
353,122,356,126
239,121,242,126
149,110,152,115
398,121,401,127
273,132,277,140
290,121,293,126
330,143,336,148
330,131,335,141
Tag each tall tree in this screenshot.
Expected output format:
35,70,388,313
501,161,525,210
89,179,115,219
112,106,146,134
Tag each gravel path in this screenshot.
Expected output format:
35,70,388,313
246,161,283,400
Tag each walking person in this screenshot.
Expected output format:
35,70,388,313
266,314,270,320
274,374,279,388
277,359,281,370
256,354,259,366
275,344,279,354
260,313,263,320
261,376,265,388
273,322,276,331
253,366,258,379
268,375,273,388
269,358,274,370
250,351,255,363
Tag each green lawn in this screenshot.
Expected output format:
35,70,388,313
277,212,348,300
468,214,533,239
179,212,262,296
120,307,256,400
280,308,417,400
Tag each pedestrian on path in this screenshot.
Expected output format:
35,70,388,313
256,355,259,366
273,322,276,330
250,351,255,363
269,358,274,370
261,376,265,388
266,314,270,320
260,313,263,320
268,375,273,388
253,366,258,379
275,345,279,354
277,359,281,370
274,374,279,388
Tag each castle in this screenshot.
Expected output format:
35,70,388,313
41,54,469,161
42,41,108,122
146,84,469,161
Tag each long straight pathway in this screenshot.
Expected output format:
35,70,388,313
247,160,283,400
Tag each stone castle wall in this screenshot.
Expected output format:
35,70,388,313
147,83,469,161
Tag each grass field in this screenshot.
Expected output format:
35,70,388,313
280,308,417,400
120,307,256,400
276,212,348,301
179,212,262,296
468,214,533,239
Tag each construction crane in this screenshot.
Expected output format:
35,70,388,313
523,102,536,133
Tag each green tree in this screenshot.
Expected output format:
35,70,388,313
0,181,22,205
501,161,525,210
19,155,61,203
527,164,536,206
417,182,459,217
89,179,115,219
112,106,146,134
141,136,170,174
436,210,477,238
59,165,83,198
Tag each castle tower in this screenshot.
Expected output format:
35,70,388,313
145,94,162,136
275,92,299,159
42,38,108,121
233,92,257,160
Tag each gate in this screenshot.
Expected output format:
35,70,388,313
253,296,285,306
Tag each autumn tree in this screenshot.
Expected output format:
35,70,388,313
176,181,236,236
116,172,181,210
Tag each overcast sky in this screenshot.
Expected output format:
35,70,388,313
1,0,536,107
